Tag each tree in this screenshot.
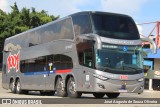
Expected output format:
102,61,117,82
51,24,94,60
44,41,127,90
0,2,59,67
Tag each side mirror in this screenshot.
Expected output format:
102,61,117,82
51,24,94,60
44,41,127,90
141,37,157,54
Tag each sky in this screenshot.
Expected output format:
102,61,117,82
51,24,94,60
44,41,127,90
0,0,160,36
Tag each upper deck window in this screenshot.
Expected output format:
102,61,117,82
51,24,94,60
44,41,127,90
72,14,92,35
4,17,74,49
91,13,140,40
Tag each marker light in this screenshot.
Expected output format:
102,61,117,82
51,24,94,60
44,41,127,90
137,78,144,82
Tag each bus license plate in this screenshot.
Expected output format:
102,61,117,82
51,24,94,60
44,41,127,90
118,90,128,93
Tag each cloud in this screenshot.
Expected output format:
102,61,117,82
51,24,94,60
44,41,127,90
2,0,148,18
53,0,149,17
50,0,90,17
100,0,148,15
0,0,8,11
1,0,90,17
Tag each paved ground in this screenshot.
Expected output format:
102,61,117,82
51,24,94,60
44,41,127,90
0,72,160,107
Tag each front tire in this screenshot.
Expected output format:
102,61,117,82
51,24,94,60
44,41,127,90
106,93,120,98
67,77,82,98
56,77,67,97
93,93,105,98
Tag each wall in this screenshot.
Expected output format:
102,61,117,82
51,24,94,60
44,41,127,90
154,59,160,71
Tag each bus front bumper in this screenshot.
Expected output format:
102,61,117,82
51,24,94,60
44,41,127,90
93,79,144,93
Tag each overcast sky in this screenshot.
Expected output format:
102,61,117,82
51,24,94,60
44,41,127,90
0,0,160,36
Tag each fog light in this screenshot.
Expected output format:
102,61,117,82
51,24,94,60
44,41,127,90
139,86,144,90
97,83,105,89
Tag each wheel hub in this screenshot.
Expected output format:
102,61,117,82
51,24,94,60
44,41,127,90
17,82,20,92
57,81,64,92
69,81,76,93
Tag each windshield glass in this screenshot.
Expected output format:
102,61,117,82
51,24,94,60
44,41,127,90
96,45,143,74
92,13,140,40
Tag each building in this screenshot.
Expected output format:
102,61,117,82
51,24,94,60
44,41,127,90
143,21,160,91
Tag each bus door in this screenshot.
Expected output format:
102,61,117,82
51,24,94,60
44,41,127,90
82,48,94,90
78,47,94,90
77,42,94,90
45,55,55,90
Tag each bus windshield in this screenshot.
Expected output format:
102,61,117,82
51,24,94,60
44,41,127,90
96,46,143,74
91,13,140,40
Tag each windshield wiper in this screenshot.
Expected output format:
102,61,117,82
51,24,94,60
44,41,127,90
122,65,141,70
97,66,114,71
121,65,142,73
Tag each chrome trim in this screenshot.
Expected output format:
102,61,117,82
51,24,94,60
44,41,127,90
100,37,142,45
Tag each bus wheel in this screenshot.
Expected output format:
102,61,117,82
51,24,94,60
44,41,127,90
56,77,67,97
10,80,16,93
93,93,105,98
67,77,82,98
15,79,23,94
106,93,120,98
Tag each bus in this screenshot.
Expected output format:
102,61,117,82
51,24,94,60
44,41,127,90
2,11,156,98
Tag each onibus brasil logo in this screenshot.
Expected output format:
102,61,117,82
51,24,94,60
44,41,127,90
7,52,20,73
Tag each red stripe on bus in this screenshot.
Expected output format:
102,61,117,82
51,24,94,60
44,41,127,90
56,69,72,74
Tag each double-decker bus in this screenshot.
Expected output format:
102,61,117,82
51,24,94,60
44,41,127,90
2,11,156,98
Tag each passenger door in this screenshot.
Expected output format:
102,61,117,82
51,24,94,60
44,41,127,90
45,55,55,90
82,48,94,91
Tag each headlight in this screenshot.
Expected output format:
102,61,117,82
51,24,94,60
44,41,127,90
137,78,144,82
93,74,109,81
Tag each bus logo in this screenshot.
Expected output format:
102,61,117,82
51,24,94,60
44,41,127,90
123,46,128,52
7,52,20,73
120,75,128,80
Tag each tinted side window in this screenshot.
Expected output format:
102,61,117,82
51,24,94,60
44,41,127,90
72,14,92,35
76,43,94,68
53,54,61,70
20,54,73,73
39,18,74,44
26,58,36,72
53,54,73,70
20,56,46,73
35,56,46,71
20,60,27,73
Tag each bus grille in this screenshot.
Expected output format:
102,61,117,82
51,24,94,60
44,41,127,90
107,79,138,85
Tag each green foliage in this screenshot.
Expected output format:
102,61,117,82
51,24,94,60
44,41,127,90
0,2,59,64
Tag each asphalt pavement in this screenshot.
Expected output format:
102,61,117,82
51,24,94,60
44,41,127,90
0,72,160,107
